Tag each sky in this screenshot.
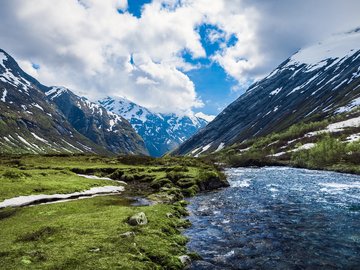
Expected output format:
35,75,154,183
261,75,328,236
0,0,359,118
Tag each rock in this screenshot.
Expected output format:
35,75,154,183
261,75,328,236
120,231,135,238
89,248,100,252
128,212,148,226
178,255,191,269
166,212,174,218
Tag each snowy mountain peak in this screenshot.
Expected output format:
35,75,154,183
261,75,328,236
100,96,154,123
99,96,209,157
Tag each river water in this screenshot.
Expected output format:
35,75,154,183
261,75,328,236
185,167,360,269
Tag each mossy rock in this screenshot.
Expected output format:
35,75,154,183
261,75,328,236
109,169,125,179
181,185,199,197
176,178,196,188
144,250,183,270
197,170,229,191
150,178,173,189
166,171,186,183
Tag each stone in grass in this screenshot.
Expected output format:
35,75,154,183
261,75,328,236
128,212,148,226
178,255,191,269
120,231,135,238
166,212,174,218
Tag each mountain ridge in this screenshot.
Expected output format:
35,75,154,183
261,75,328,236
0,49,147,155
99,96,209,157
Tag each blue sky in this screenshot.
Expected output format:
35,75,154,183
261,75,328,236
1,0,359,117
127,0,243,115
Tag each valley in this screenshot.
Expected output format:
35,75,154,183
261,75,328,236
0,2,359,269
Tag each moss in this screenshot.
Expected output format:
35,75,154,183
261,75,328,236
150,178,173,189
17,226,58,242
2,170,31,180
175,178,196,188
108,169,125,179
166,171,186,183
0,207,17,220
181,185,199,197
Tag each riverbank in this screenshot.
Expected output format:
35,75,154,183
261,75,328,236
0,154,229,269
202,109,360,176
209,156,360,176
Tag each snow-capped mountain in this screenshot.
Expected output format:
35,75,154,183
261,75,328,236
45,87,148,155
0,49,147,155
174,29,360,156
99,97,209,157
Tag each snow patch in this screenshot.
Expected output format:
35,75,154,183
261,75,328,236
1,89,7,102
346,133,360,142
31,132,48,143
269,87,282,96
0,186,124,208
336,96,360,113
215,142,225,152
195,143,212,157
45,86,67,99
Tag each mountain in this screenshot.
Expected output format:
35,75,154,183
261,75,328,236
45,87,148,155
99,97,208,157
0,49,147,155
174,29,360,156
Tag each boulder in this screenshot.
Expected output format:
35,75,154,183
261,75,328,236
178,255,191,269
128,212,148,226
120,231,135,238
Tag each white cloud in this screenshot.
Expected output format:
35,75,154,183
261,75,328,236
195,112,215,122
0,0,359,113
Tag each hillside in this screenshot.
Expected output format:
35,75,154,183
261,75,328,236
0,49,146,155
174,30,360,156
210,108,360,174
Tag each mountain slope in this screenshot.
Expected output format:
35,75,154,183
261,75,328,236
174,30,360,156
0,49,147,155
99,97,208,157
45,87,148,155
0,49,110,155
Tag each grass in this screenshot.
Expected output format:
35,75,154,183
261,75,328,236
0,154,228,269
0,196,190,269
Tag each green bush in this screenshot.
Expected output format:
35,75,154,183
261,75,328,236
291,134,347,168
2,170,30,179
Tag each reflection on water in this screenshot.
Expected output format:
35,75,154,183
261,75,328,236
185,167,360,269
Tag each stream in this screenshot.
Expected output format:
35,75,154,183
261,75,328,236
185,167,360,269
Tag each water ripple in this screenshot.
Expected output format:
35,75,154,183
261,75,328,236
186,167,360,269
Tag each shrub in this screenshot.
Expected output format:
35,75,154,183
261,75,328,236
291,134,347,168
2,170,30,179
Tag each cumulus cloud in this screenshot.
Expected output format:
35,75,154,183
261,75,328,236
0,0,359,113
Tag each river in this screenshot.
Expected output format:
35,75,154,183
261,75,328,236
185,167,360,269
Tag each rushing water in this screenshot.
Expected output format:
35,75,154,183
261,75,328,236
185,167,360,269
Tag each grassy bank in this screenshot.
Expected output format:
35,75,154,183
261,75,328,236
0,154,228,269
208,109,360,175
